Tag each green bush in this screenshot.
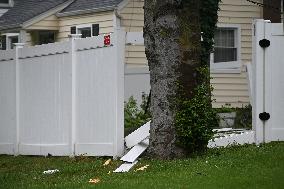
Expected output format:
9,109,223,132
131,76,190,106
124,93,151,135
215,103,234,113
175,67,219,153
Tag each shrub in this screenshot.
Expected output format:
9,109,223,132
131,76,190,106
175,67,219,153
124,93,151,135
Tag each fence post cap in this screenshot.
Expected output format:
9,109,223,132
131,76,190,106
68,34,82,40
14,43,25,48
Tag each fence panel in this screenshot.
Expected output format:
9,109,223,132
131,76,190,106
0,50,16,154
0,30,125,157
75,41,116,155
18,53,72,156
252,20,284,143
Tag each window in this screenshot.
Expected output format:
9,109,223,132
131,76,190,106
70,24,99,38
1,33,18,50
78,27,91,38
38,31,55,45
211,25,241,70
9,35,18,49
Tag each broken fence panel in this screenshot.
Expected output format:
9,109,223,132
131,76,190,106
113,161,138,173
125,121,150,148
120,139,149,163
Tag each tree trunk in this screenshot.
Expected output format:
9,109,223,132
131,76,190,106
144,0,201,159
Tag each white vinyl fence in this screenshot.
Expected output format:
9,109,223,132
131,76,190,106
252,19,284,144
0,29,125,157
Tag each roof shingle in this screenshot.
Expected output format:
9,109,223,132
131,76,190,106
0,0,69,30
0,0,123,30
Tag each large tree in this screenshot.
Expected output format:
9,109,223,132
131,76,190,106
144,0,219,159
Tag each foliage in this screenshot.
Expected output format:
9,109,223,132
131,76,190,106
200,0,221,66
234,104,252,129
173,0,220,153
124,93,151,131
215,103,235,113
175,67,219,153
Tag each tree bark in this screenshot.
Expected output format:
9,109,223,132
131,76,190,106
144,0,201,159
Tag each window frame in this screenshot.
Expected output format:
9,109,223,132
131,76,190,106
73,24,100,38
1,33,19,49
210,24,241,71
76,24,92,38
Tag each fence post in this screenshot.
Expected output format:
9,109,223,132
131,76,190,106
14,43,24,155
253,19,272,144
112,28,125,158
69,34,81,156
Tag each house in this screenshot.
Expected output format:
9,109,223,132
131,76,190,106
0,0,282,108
0,0,15,49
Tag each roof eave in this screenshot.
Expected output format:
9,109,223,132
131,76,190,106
56,5,116,17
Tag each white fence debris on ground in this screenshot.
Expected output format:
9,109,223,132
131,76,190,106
0,29,125,157
208,130,255,148
114,121,255,173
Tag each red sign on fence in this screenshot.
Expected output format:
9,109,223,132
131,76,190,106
104,35,111,46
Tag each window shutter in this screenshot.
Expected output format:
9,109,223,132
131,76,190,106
1,35,6,50
92,24,99,36
70,26,76,34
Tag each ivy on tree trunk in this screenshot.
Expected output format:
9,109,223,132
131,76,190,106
144,0,219,159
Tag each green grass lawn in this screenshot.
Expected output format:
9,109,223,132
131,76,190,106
0,142,284,189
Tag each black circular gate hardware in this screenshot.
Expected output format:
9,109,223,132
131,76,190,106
259,39,270,48
259,112,270,121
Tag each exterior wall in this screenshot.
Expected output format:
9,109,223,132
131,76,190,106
24,11,114,44
24,32,32,46
218,0,262,64
25,15,59,31
119,0,145,68
57,11,114,42
121,0,262,108
213,0,263,107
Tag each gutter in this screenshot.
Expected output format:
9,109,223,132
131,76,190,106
56,5,116,17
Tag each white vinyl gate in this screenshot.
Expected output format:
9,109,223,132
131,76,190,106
0,29,125,157
252,19,284,144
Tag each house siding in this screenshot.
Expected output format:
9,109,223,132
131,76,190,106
120,0,262,107
25,15,59,31
213,0,262,107
119,0,145,68
57,11,114,42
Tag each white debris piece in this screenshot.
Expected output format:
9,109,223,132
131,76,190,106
212,128,233,132
114,121,151,173
43,169,60,174
125,121,150,148
121,139,149,163
208,130,255,148
113,161,138,173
